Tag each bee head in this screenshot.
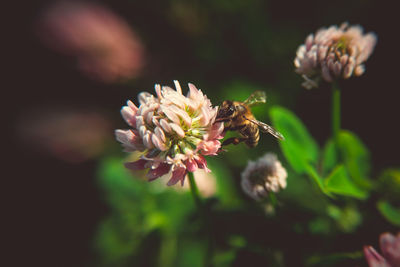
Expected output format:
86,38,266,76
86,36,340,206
217,100,236,119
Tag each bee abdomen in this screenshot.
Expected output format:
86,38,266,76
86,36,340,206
242,125,259,147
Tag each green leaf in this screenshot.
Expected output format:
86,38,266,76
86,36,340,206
337,131,371,189
207,158,241,207
304,164,331,196
322,139,337,176
378,169,400,201
324,165,368,199
377,200,400,226
269,106,319,174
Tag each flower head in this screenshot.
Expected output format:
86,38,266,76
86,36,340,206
241,153,287,200
294,22,377,89
364,232,400,267
115,81,224,186
37,1,144,83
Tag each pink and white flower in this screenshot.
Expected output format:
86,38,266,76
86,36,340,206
115,81,224,186
364,232,400,267
294,22,377,89
241,153,287,201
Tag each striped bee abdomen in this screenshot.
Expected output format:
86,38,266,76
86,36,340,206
241,123,260,148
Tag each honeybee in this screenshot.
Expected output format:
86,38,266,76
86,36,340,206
216,91,284,147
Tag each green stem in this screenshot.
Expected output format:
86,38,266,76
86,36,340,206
188,172,202,209
188,172,214,266
268,192,277,207
332,83,341,143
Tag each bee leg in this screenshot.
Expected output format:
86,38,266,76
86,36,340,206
222,137,247,146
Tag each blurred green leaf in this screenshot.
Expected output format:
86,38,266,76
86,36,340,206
176,240,206,267
304,163,331,196
270,106,319,174
322,139,337,176
327,205,363,233
377,200,400,226
95,157,196,266
337,131,371,189
306,251,363,267
378,169,400,201
324,165,368,199
208,158,241,207
308,217,333,235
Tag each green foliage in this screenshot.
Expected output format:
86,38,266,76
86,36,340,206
378,169,400,201
337,131,372,189
269,106,319,174
270,106,372,199
324,165,368,199
95,157,195,266
321,139,337,176
376,200,400,226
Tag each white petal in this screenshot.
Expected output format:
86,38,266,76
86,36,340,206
170,123,185,138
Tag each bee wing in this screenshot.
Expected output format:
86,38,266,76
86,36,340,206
245,117,285,140
243,91,267,107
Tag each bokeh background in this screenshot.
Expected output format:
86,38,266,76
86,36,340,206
8,0,399,266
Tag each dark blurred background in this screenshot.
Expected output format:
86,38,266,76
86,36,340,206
7,0,399,266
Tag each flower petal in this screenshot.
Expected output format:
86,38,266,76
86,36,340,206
167,167,187,186
147,163,170,181
124,159,147,170
195,155,210,172
185,158,198,172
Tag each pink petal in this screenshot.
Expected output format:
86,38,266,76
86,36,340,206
173,80,182,94
127,100,138,112
167,167,187,186
205,122,224,140
185,158,198,172
121,105,137,127
363,246,389,267
147,163,170,181
115,129,144,151
199,105,210,126
197,140,221,155
188,83,201,100
161,107,180,124
380,232,400,266
170,123,185,138
196,155,210,172
155,84,162,99
151,133,167,151
159,119,172,133
124,159,147,170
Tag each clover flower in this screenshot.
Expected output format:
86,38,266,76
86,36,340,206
364,232,400,267
37,1,144,83
294,22,377,89
115,81,224,186
241,153,287,200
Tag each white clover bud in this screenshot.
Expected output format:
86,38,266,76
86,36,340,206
294,22,377,89
241,153,287,201
115,81,224,186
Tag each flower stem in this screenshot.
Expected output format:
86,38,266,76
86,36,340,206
332,82,341,143
188,172,202,209
188,172,214,266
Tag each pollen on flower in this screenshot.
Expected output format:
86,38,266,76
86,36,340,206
241,153,287,201
115,81,224,186
294,22,377,89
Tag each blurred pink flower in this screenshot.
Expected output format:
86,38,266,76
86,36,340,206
294,22,377,89
37,1,144,83
364,232,400,267
115,81,224,186
241,153,287,201
18,110,112,163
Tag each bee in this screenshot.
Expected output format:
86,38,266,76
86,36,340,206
216,91,284,147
